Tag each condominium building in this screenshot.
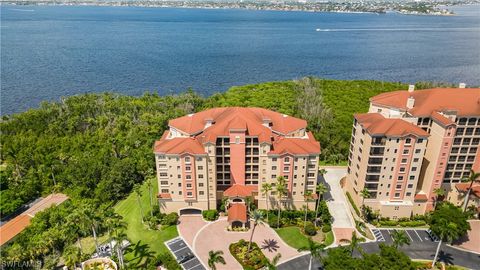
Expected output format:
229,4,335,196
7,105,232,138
345,87,480,219
153,107,320,223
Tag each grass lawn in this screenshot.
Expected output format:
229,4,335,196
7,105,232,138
324,230,334,246
275,227,309,249
114,179,178,255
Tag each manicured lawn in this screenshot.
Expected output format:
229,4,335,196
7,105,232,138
275,227,309,249
114,179,178,255
324,230,334,246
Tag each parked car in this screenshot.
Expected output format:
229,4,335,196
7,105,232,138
178,253,194,264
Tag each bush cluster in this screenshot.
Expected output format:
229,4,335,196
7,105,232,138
322,224,331,233
229,239,267,270
304,222,317,236
202,210,219,221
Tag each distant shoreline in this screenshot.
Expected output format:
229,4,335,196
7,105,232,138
0,1,459,16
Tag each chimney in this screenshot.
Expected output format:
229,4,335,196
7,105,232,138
262,117,271,127
408,84,415,92
459,83,466,88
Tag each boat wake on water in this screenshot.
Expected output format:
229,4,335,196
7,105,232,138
316,27,480,32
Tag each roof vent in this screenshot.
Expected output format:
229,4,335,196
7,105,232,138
408,85,415,93
459,83,466,88
282,114,288,118
187,113,194,117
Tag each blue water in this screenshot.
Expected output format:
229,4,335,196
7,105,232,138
1,5,479,114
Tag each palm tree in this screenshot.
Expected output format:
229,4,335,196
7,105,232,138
63,245,81,269
208,250,226,270
348,232,362,256
104,209,127,253
429,203,470,268
261,183,273,222
146,177,154,217
264,253,282,270
80,202,101,254
391,230,411,248
303,191,313,231
275,176,287,228
433,188,446,209
315,183,328,220
360,188,371,207
64,210,85,253
297,237,325,270
112,229,129,269
247,210,265,254
134,183,145,223
461,170,480,212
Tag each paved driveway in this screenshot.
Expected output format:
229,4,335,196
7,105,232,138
320,167,355,244
193,218,300,270
178,214,208,246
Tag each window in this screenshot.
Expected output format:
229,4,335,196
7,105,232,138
160,172,168,177
187,192,193,197
415,149,421,154
284,166,290,172
394,206,400,210
198,166,203,170
284,157,290,163
160,181,168,185
405,138,412,144
406,192,411,196
199,183,204,187
272,166,277,170
401,158,407,164
185,157,191,163
272,158,277,162
161,189,169,193
271,174,277,179
178,183,182,187
185,166,191,171
394,193,400,197
399,167,406,172
198,174,204,179
396,184,402,189
199,191,204,195
307,173,315,178
411,167,417,172
186,183,192,188
403,149,409,155
186,175,192,180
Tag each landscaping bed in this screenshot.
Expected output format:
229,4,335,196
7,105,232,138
229,239,268,270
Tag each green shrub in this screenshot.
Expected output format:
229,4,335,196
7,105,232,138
304,221,317,236
156,252,181,270
399,220,426,227
322,224,331,233
161,213,179,226
229,239,267,270
379,220,398,227
346,192,361,216
202,209,219,221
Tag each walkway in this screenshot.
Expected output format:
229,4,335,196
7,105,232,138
453,220,480,254
320,167,356,244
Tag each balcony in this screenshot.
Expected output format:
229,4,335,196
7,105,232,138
367,166,382,173
372,137,386,146
369,147,385,156
368,157,383,165
365,174,380,182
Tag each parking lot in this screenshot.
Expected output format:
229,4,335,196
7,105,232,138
165,237,206,270
371,228,439,244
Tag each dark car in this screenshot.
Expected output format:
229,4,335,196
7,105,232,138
178,253,194,264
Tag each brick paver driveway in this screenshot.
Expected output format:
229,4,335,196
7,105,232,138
192,217,300,270
178,214,208,247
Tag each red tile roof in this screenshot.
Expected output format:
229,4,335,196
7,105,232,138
153,131,206,155
224,185,257,197
430,111,456,127
227,204,247,223
370,88,480,117
270,132,321,155
0,194,68,246
157,193,172,199
355,113,429,137
169,107,307,136
154,107,320,155
455,183,480,198
414,193,428,201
